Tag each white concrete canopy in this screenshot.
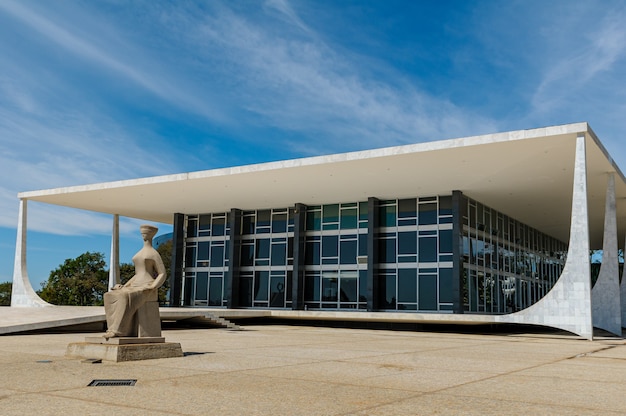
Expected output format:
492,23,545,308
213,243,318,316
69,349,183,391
11,122,626,338
18,122,626,249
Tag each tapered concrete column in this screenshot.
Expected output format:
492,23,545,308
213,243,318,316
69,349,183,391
591,173,622,335
10,199,51,307
621,235,626,328
108,214,120,290
497,133,593,339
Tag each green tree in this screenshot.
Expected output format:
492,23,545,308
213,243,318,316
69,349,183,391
39,252,108,306
0,282,12,306
119,239,172,305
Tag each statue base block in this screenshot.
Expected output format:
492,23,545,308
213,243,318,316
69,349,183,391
66,337,183,362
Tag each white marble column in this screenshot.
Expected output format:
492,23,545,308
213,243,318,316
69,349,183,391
621,235,626,328
10,199,51,307
497,133,593,339
108,214,120,290
591,173,622,335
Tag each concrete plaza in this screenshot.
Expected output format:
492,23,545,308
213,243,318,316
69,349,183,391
1,324,625,415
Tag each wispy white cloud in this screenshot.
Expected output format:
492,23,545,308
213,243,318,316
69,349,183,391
0,0,227,123
180,1,497,153
531,5,626,115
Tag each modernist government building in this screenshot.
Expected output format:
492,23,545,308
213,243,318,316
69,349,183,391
11,123,626,340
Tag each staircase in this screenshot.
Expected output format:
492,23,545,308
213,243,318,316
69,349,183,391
203,312,241,330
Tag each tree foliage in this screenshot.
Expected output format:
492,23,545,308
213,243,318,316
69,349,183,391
39,252,108,306
0,281,11,306
38,238,173,306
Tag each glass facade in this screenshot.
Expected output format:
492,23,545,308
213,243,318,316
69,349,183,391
183,213,230,306
374,197,454,312
303,202,368,309
461,196,567,313
238,208,294,308
177,192,567,315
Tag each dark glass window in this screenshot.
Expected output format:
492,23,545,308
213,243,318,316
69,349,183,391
184,275,193,305
439,229,453,254
197,241,210,261
239,274,252,306
195,272,208,301
340,240,357,264
340,208,358,229
272,213,287,233
287,237,294,261
340,275,358,302
398,198,417,218
306,209,321,231
305,241,320,265
419,203,437,225
381,273,396,309
419,237,437,262
254,271,269,301
212,217,225,236
210,245,224,267
379,238,396,263
186,219,197,238
439,196,452,216
305,274,320,301
270,275,285,307
359,202,368,223
359,270,367,303
398,231,417,255
419,274,437,310
358,233,367,256
323,204,340,224
322,235,338,258
256,239,270,259
439,268,453,303
185,246,196,267
240,244,254,266
209,276,222,306
398,269,417,302
322,275,338,302
199,215,211,231
286,272,293,302
380,204,396,227
271,242,286,265
242,215,255,235
257,210,271,228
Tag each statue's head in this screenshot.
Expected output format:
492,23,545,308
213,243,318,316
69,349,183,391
140,224,158,240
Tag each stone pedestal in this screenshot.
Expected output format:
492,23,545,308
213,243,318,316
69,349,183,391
66,337,183,362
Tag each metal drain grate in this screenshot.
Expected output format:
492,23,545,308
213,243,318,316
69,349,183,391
88,379,136,387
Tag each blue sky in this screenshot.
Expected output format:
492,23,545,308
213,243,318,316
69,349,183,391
1,0,625,289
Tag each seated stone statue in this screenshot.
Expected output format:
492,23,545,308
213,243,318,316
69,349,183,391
103,224,166,338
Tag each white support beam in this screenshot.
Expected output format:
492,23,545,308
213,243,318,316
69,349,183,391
10,199,51,307
592,173,622,335
497,133,593,339
621,234,626,328
108,214,120,290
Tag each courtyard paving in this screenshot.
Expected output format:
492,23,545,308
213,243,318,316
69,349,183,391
0,324,625,415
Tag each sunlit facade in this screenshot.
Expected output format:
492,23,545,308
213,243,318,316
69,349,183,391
13,122,626,339
173,193,567,316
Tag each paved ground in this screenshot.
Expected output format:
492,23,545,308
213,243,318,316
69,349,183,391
1,324,625,415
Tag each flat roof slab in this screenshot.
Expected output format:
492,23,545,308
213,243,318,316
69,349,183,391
18,123,626,247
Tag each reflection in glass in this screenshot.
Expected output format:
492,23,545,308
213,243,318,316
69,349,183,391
254,271,269,301
340,273,358,303
209,276,222,306
270,275,285,307
195,272,208,301
340,208,358,229
398,269,417,303
419,274,437,310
